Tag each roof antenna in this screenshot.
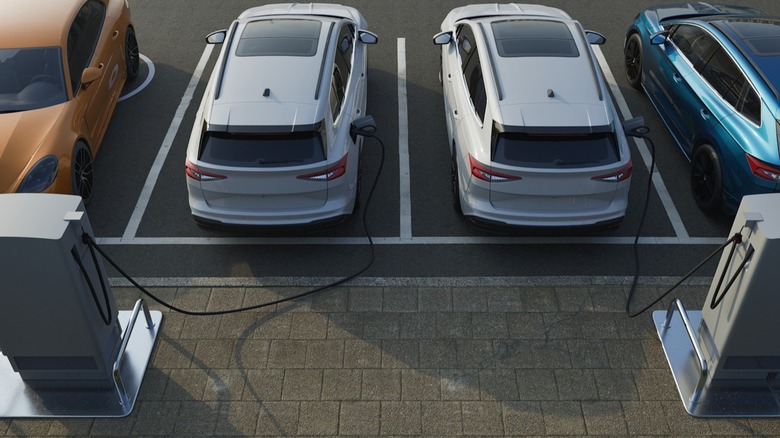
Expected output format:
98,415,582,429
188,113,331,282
547,88,554,98
263,88,271,97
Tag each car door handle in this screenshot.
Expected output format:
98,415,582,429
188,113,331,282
700,109,711,120
673,73,683,83
112,30,120,40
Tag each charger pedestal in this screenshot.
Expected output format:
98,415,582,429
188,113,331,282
0,194,162,418
654,193,780,417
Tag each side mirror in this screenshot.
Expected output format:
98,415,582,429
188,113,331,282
81,66,102,85
622,116,649,138
358,30,378,45
433,31,453,45
585,31,606,45
206,29,227,44
650,30,669,45
350,115,377,138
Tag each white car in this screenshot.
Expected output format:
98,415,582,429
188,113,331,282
186,3,377,227
434,4,634,229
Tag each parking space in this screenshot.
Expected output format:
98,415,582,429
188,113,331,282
83,0,775,279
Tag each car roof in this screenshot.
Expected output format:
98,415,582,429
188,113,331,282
0,0,79,48
463,10,611,129
208,4,362,130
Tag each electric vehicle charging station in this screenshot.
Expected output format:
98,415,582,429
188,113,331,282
654,193,780,417
0,194,162,418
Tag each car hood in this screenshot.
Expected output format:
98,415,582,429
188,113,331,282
0,105,66,192
647,2,761,22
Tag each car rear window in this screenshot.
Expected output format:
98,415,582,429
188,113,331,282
492,130,620,169
237,19,321,57
491,20,579,57
199,131,326,167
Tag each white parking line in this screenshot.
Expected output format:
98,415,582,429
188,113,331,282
397,38,413,241
593,46,690,239
97,235,726,246
121,45,214,240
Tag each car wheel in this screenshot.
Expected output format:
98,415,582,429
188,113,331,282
624,33,643,90
125,26,140,81
690,144,723,212
451,149,462,213
72,142,94,203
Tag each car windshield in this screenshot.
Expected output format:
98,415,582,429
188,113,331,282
199,131,326,167
0,47,67,113
492,130,620,169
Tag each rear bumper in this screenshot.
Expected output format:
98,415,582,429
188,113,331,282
188,194,354,227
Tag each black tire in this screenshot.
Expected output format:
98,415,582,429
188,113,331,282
624,33,643,90
690,144,723,212
451,148,462,213
125,26,140,81
72,142,95,203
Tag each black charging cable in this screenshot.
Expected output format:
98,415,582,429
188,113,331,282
623,125,752,317
71,240,113,325
83,132,386,316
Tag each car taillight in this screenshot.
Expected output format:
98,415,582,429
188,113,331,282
297,154,348,181
746,153,780,182
592,161,633,182
185,159,226,182
469,154,521,182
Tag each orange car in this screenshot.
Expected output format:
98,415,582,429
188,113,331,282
0,0,137,201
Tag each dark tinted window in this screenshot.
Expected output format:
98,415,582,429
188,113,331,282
0,48,67,112
724,19,780,56
492,20,578,57
329,22,354,120
199,131,325,167
671,24,717,72
237,19,321,56
492,130,620,169
67,0,105,93
457,24,487,122
701,48,761,124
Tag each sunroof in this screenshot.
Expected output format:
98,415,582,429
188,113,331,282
491,20,579,57
723,19,780,56
236,19,321,57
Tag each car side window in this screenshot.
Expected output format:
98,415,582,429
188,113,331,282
670,24,716,72
329,22,354,121
701,48,761,124
67,0,106,94
456,24,487,123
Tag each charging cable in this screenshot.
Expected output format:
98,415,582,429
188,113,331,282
84,127,386,316
71,238,113,325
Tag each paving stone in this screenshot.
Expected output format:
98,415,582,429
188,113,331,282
242,287,285,311
441,369,481,401
255,401,298,436
642,337,671,368
581,401,628,435
592,369,638,401
193,339,234,369
289,312,328,339
281,369,322,401
532,340,572,368
243,369,284,401
173,401,219,436
343,339,382,368
180,314,220,339
250,313,292,339
362,369,401,400
322,369,362,400
555,287,594,312
479,369,520,401
164,368,209,401
555,369,599,401
381,339,419,368
215,401,260,435
297,401,339,435
327,312,364,339
173,287,211,312
541,401,586,435
521,287,558,312
567,339,609,368
230,338,270,368
589,286,627,312
471,312,509,338
401,369,441,400
435,312,472,338
137,368,170,401
206,287,245,312
516,369,558,401
308,286,348,312
542,312,583,340
364,312,400,339
399,312,437,339
633,368,679,401
661,400,712,436
89,410,137,436
456,339,494,368
622,401,670,435
45,419,92,437
578,312,620,339
153,338,196,369
348,287,382,311
383,287,418,312
131,401,180,436
502,401,545,435
418,287,452,312
487,288,524,312
492,339,536,368
452,287,488,312
305,339,345,368
419,339,458,368
267,339,307,368
339,401,381,435
381,401,422,435
421,401,462,435
462,401,504,435
203,369,246,401
604,339,648,368
506,313,545,339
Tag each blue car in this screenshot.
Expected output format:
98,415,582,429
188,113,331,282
624,3,780,213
